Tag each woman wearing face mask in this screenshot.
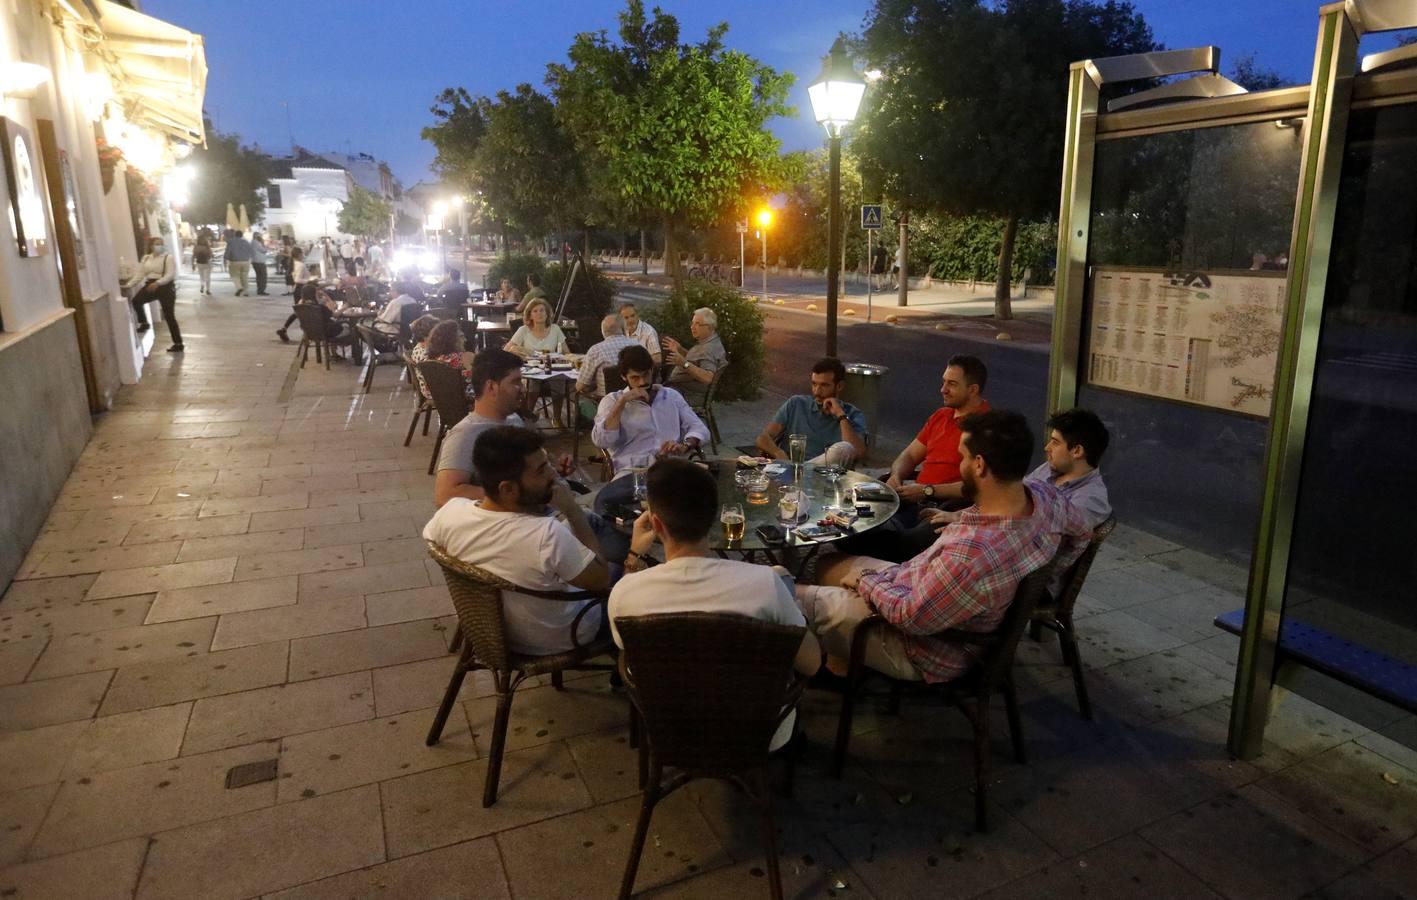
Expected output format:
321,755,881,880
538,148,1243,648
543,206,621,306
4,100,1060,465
127,236,183,353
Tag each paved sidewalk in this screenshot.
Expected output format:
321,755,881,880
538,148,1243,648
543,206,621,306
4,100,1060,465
1,272,1414,898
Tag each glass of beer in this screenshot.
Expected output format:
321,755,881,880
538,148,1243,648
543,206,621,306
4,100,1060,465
720,503,745,542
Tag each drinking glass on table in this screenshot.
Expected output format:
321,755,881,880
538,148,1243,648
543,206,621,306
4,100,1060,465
720,503,745,543
632,468,648,503
745,471,771,505
788,433,807,482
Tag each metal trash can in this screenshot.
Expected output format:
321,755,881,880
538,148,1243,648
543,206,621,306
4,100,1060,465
844,363,889,448
729,265,743,287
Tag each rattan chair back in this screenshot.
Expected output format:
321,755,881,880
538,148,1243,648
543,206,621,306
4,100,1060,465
970,565,1053,691
293,303,328,340
1048,515,1116,617
417,360,470,429
615,612,805,777
427,541,516,671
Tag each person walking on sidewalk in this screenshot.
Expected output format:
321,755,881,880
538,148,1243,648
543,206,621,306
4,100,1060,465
192,235,213,295
126,236,183,353
250,232,270,295
226,230,253,296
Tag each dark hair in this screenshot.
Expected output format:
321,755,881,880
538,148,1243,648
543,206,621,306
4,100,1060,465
646,458,718,543
147,236,165,252
812,357,847,383
410,314,440,343
526,272,541,287
618,344,655,375
947,355,988,393
427,320,462,357
1046,408,1110,468
959,409,1033,482
473,426,544,495
470,348,523,397
448,269,462,282
291,246,304,261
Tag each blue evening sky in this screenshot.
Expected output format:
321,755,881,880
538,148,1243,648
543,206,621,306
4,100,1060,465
143,0,1406,184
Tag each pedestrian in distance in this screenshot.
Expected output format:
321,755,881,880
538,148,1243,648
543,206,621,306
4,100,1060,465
193,235,213,295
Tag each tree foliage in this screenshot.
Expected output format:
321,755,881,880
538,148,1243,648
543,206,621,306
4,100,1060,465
421,87,487,195
854,0,1155,314
474,85,588,239
641,280,765,401
548,0,795,281
183,125,269,227
337,185,392,239
1228,53,1286,91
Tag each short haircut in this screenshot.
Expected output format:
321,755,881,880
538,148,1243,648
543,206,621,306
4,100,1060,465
470,348,522,398
947,355,988,393
618,344,655,375
526,272,541,287
618,302,638,313
522,297,553,323
410,314,440,343
448,269,462,281
959,409,1033,483
646,458,718,543
601,314,621,338
693,307,717,328
1046,408,1110,468
426,320,462,357
812,357,847,383
473,426,544,494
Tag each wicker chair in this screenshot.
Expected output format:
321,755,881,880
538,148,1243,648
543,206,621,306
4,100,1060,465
1028,515,1116,720
355,324,405,394
689,360,729,454
615,612,808,900
416,361,471,475
830,565,1052,832
424,541,614,807
402,352,436,447
293,304,343,370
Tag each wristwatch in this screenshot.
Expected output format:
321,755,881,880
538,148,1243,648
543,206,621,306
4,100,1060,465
923,484,936,498
833,414,846,423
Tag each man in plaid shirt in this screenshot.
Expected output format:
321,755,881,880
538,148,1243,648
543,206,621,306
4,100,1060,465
796,410,1092,683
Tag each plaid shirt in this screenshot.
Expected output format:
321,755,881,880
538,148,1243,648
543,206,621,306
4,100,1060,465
577,335,640,397
857,480,1091,683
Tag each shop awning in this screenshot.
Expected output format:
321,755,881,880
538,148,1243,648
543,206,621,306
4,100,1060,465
94,0,207,145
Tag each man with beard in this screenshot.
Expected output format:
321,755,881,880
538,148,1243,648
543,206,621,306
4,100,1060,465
794,410,1092,683
423,426,609,656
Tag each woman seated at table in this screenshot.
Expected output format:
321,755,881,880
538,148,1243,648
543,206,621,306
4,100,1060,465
425,319,475,389
493,277,522,304
505,298,570,426
406,314,441,400
301,287,355,359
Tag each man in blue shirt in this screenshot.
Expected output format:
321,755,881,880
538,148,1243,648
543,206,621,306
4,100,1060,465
755,357,868,468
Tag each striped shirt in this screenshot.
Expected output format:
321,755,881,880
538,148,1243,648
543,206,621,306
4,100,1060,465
576,335,640,397
856,480,1091,683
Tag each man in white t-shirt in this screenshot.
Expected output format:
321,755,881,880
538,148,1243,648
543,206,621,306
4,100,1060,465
376,283,422,334
610,459,822,749
424,426,610,656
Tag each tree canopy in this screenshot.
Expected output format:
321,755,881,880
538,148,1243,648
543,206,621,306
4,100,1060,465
182,125,269,227
473,84,587,241
421,87,487,196
337,186,392,240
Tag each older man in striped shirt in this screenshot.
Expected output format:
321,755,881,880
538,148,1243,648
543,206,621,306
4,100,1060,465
796,410,1092,682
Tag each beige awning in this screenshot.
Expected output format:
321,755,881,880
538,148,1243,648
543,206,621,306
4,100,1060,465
94,0,207,145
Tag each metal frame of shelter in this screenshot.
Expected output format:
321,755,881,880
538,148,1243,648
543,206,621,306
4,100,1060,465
1046,0,1417,759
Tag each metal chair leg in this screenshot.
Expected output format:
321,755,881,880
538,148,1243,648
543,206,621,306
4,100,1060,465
482,688,515,807
755,769,785,900
425,646,472,746
618,759,662,900
1061,624,1093,720
970,697,992,832
830,679,860,778
428,424,446,476
403,401,421,446
1004,680,1027,764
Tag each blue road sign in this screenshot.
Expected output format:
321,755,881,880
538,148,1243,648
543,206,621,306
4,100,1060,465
861,204,883,230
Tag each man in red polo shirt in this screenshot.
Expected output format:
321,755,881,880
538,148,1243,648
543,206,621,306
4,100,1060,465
845,355,990,562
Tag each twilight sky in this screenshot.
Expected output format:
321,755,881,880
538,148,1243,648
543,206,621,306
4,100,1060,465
144,0,1406,185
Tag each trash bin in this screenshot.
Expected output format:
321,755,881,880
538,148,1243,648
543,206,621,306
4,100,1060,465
729,265,743,287
844,363,889,448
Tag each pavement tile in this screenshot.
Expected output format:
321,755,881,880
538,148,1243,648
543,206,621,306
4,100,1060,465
0,636,46,685
28,618,216,680
84,557,236,601
361,537,429,567
25,523,134,557
121,513,251,545
17,542,181,580
176,528,304,563
198,490,308,519
0,594,152,644
211,595,366,651
145,575,299,624
135,785,384,900
0,783,60,867
310,486,410,509
62,703,192,776
278,706,478,801
232,544,364,581
1255,742,1417,854
31,741,279,858
1084,651,1234,726
364,584,454,627
287,619,449,682
358,498,437,523
77,499,203,529
0,671,112,732
380,742,596,858
973,833,1222,899
258,474,361,496
1140,785,1370,900
53,486,160,511
371,655,497,718
262,837,509,900
0,837,148,900
0,721,90,789
182,671,374,755
302,515,422,550
249,505,361,533
297,560,429,603
1197,691,1370,773
498,791,730,899
462,676,630,755
100,640,289,715
0,573,97,608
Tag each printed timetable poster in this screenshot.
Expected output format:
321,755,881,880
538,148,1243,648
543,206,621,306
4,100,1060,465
1086,267,1286,417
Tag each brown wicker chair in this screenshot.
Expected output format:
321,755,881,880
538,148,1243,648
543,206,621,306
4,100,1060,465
1028,515,1116,720
689,359,729,454
355,324,405,394
424,541,614,807
293,304,345,370
614,612,808,900
829,565,1052,832
402,352,436,447
416,360,471,475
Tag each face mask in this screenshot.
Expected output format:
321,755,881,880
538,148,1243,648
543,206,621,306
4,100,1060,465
153,245,165,254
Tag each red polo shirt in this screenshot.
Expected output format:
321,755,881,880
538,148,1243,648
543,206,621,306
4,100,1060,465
915,400,990,485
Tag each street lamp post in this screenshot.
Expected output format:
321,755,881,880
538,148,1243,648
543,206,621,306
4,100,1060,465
807,38,866,358
432,200,447,266
755,208,772,305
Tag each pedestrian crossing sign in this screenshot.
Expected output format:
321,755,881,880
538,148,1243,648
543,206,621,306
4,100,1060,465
861,205,883,230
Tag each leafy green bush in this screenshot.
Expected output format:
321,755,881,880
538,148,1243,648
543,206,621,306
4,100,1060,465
642,281,765,402
911,215,1057,286
484,253,545,293
544,260,616,322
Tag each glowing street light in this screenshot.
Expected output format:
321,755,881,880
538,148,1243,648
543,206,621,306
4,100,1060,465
807,37,866,357
755,207,773,305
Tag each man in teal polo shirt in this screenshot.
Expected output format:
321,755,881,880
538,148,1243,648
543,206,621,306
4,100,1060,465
755,357,868,468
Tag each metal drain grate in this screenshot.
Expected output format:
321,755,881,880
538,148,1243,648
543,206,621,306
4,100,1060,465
225,759,279,789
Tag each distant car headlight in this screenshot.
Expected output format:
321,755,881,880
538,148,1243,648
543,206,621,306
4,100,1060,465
420,252,437,271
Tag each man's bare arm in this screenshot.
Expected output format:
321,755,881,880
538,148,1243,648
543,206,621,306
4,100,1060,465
434,469,484,507
886,440,927,486
755,421,788,460
566,557,611,593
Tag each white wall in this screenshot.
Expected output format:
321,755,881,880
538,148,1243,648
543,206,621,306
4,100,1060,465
260,168,352,243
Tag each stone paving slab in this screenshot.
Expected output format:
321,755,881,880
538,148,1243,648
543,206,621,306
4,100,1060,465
0,272,1413,898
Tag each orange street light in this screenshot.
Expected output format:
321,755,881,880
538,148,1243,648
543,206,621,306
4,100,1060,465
755,208,773,228
754,208,773,303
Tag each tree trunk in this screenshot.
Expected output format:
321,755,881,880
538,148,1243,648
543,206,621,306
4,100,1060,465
993,213,1018,320
663,216,681,289
639,228,648,275
582,228,591,262
896,213,909,307
499,218,509,258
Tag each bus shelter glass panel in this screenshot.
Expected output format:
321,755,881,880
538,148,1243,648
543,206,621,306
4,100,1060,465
1079,119,1305,561
1285,101,1417,667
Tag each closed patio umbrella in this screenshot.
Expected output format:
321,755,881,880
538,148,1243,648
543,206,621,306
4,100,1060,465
237,204,250,233
225,202,238,230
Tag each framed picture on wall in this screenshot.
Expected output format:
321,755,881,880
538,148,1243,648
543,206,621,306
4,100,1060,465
59,150,85,269
1,117,51,257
